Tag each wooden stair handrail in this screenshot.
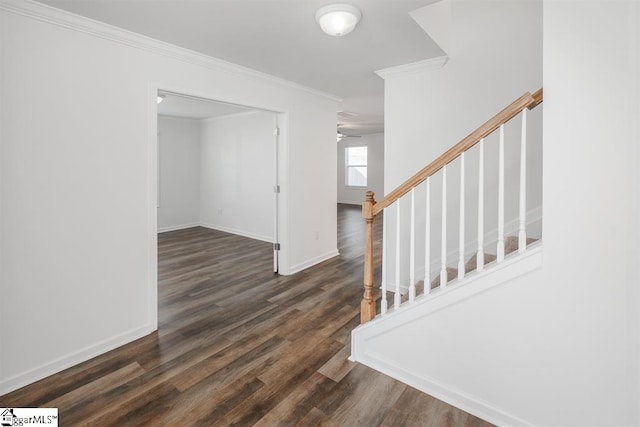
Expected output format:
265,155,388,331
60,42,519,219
529,88,543,109
372,89,543,217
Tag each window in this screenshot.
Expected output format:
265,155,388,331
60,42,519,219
346,146,367,187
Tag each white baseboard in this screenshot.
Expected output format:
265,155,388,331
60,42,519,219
157,222,200,233
157,222,274,244
288,249,340,275
0,324,155,396
199,222,273,243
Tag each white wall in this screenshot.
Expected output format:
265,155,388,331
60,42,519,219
382,0,543,288
0,1,338,394
386,0,542,191
200,111,275,242
537,2,638,422
288,105,339,272
337,133,384,205
158,111,276,242
359,1,640,425
157,116,200,232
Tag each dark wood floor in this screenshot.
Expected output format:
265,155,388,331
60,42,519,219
1,204,492,426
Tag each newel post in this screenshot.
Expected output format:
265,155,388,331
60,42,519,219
361,191,376,323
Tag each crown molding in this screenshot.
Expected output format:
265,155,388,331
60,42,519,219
0,0,343,103
375,55,449,80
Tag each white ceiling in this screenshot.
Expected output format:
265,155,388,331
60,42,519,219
37,0,443,135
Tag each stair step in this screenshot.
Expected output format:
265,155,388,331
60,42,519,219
429,267,459,290
464,252,497,274
505,235,538,256
393,236,540,303
430,236,539,290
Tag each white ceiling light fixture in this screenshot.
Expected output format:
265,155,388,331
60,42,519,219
316,4,362,37
157,94,166,104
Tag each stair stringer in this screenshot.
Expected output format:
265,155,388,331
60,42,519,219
350,244,542,426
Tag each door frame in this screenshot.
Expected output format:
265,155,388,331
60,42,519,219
147,82,289,331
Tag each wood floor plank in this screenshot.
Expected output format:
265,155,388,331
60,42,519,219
223,338,345,426
171,335,289,392
330,311,361,345
316,363,408,426
257,337,343,387
44,362,145,410
0,204,493,426
295,407,337,426
80,381,182,426
253,372,338,427
139,373,266,426
317,343,356,383
277,302,358,342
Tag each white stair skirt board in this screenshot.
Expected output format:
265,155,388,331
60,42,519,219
350,244,542,426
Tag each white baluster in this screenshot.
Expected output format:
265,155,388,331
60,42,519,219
458,153,465,280
440,165,448,288
424,177,431,295
497,124,505,262
518,109,528,253
477,139,485,271
409,188,416,302
395,200,401,309
381,207,388,315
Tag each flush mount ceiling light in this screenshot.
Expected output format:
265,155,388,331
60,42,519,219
157,94,165,104
316,4,362,37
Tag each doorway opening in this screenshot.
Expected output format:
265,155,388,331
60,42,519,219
156,90,281,268
152,89,285,329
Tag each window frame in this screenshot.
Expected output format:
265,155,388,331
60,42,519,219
345,145,368,188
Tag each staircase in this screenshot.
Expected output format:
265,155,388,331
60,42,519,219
357,89,543,322
350,89,543,425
